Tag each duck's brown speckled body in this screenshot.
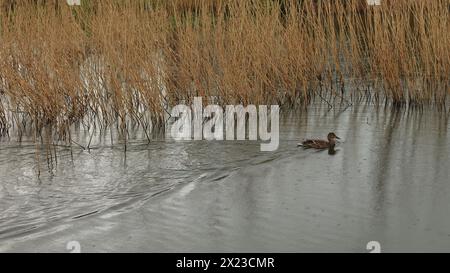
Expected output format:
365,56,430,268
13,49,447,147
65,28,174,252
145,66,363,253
298,132,340,150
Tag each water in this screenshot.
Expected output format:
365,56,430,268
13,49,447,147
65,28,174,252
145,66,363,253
0,104,449,252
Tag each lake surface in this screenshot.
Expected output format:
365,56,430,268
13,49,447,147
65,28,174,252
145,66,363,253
0,104,449,252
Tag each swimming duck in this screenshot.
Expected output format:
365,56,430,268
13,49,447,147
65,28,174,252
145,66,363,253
298,132,341,150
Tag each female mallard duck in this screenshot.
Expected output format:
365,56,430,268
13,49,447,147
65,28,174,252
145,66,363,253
298,132,341,150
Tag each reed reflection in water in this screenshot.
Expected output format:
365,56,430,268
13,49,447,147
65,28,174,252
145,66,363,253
0,104,449,252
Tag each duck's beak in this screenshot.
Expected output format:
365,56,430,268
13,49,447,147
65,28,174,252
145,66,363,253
335,136,341,140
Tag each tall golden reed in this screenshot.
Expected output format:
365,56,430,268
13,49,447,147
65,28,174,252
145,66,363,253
0,0,448,142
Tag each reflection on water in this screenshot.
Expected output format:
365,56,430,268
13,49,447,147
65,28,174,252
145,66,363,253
0,104,449,252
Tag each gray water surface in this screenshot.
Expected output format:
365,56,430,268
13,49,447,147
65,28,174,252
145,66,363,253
0,104,449,252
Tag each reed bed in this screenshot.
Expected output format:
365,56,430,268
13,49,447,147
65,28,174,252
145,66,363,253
0,0,449,143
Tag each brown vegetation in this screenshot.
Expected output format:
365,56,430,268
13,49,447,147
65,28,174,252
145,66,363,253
0,0,448,143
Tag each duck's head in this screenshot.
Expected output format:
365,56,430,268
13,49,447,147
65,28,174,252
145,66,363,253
327,132,341,142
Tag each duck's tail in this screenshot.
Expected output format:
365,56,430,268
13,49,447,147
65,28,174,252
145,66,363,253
298,142,311,148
